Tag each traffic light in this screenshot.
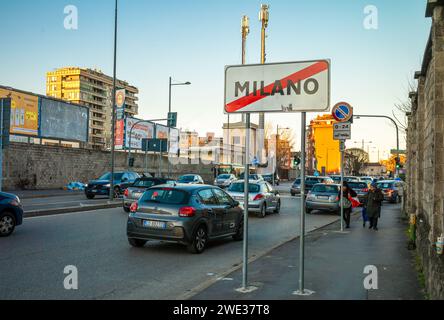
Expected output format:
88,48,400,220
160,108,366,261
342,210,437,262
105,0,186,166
168,112,177,127
294,156,301,166
395,156,403,169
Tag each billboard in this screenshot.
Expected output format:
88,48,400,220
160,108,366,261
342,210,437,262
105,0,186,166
125,117,154,150
39,97,89,142
156,124,179,154
0,88,39,136
115,119,125,149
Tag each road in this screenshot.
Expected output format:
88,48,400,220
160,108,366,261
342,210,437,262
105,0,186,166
0,195,338,300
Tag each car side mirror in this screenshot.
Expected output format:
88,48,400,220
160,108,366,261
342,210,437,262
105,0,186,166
233,201,240,207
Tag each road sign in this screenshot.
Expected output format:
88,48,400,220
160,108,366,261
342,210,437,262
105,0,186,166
332,102,353,122
390,149,406,155
224,60,330,113
167,112,177,127
142,138,168,152
333,121,351,140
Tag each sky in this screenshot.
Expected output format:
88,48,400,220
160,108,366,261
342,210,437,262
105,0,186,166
0,0,431,162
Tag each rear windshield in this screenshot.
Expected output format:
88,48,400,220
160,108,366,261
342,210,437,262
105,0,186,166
311,185,339,193
228,183,260,193
294,179,301,184
140,188,188,204
217,174,230,179
133,179,157,188
377,183,393,189
178,175,195,182
347,182,368,189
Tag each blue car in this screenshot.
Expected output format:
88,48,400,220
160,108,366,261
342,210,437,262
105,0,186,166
85,171,140,199
0,192,24,237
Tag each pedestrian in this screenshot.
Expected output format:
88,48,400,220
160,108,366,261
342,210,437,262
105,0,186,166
361,206,369,228
338,181,357,229
364,182,384,230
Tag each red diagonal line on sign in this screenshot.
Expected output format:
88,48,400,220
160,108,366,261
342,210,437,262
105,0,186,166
226,61,328,113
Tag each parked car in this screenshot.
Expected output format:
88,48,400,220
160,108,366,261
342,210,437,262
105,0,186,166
0,192,23,237
85,171,140,199
262,173,280,185
177,174,204,184
213,174,237,188
359,176,373,184
226,180,281,218
127,184,243,253
329,175,361,184
376,180,405,203
123,177,175,212
239,173,264,182
346,181,370,205
305,183,341,214
290,176,334,196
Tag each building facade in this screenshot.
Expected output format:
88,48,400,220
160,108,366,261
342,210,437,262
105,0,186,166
46,67,139,149
307,114,340,175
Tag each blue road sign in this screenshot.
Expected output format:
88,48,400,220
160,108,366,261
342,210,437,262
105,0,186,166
332,102,353,122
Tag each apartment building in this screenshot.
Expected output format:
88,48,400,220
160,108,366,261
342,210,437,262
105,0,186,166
46,67,139,149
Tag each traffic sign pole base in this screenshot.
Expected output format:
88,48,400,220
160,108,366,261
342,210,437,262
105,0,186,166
292,289,315,296
235,286,259,294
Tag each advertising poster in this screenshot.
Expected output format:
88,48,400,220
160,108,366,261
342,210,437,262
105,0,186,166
115,119,125,149
0,88,39,136
125,117,154,150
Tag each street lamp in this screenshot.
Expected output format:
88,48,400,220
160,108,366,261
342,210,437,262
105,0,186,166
109,0,118,201
168,77,191,177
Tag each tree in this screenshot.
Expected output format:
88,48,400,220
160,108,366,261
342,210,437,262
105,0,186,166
344,148,369,175
380,154,406,174
264,121,295,170
392,80,416,144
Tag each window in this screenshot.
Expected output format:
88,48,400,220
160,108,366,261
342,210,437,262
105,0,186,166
232,136,241,145
213,189,232,206
228,183,260,193
141,188,188,204
198,189,218,205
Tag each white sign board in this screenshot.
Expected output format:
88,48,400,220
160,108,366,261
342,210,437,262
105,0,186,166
224,60,330,113
125,117,155,149
333,122,351,140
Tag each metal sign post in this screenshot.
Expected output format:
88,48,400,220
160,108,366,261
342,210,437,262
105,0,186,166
241,113,251,291
0,99,3,192
340,141,345,232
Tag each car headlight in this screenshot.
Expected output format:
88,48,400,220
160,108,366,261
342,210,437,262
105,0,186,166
104,184,111,188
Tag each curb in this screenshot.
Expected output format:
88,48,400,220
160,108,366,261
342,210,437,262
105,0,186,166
24,202,123,218
17,192,84,200
177,216,342,300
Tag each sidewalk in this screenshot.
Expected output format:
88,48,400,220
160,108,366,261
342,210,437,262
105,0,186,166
192,204,425,300
10,189,83,199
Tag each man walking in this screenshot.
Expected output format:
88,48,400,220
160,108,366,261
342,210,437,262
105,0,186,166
364,182,384,230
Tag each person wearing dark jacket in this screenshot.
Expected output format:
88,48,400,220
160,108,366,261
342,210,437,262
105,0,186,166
338,181,357,229
363,183,384,230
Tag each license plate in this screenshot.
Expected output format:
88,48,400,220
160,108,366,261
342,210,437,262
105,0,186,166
132,192,143,198
235,196,244,200
318,196,329,199
92,190,97,193
142,220,167,229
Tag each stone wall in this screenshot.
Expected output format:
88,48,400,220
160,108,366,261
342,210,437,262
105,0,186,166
2,142,215,190
406,2,444,300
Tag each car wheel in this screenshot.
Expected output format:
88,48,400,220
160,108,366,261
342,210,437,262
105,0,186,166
123,206,130,213
233,219,244,241
305,208,312,214
86,194,95,199
0,212,16,237
291,192,295,197
257,204,267,218
128,238,147,247
187,225,208,254
274,200,281,214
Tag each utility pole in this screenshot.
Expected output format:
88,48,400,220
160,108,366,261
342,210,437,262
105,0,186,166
258,4,269,131
109,0,118,201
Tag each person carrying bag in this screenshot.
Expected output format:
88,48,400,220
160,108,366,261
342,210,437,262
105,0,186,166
338,181,357,229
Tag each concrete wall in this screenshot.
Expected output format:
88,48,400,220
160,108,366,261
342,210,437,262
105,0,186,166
2,142,215,190
406,2,444,300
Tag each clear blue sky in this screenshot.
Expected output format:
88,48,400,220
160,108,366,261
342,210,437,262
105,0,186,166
0,0,430,161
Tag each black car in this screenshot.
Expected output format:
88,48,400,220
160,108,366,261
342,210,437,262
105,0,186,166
85,171,140,199
262,173,280,185
123,177,175,212
291,176,334,196
127,184,243,253
0,192,24,237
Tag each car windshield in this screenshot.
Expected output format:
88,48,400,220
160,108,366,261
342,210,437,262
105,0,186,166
377,183,393,189
228,183,260,193
294,179,301,184
178,175,195,182
217,174,230,179
140,188,188,204
311,185,339,193
347,182,368,189
98,172,124,180
133,179,156,188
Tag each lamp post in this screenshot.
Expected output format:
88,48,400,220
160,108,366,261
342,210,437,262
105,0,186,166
353,114,400,176
258,4,269,131
168,78,191,177
109,0,118,201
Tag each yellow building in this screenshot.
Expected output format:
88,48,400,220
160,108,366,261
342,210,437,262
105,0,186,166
308,114,340,175
46,67,139,149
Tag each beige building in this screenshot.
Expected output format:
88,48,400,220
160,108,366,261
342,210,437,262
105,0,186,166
46,67,139,149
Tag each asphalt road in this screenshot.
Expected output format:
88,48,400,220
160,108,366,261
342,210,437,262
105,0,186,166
0,195,338,299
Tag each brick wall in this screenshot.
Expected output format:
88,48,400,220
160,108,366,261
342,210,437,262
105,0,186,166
2,142,215,190
406,2,444,300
